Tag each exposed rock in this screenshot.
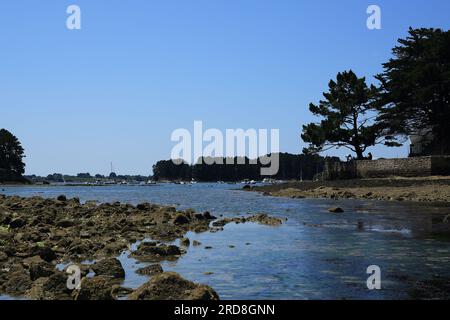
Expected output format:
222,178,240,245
130,242,182,262
56,219,76,228
136,202,151,211
1,269,32,296
27,258,55,281
136,264,163,276
173,214,190,225
193,240,202,246
73,276,115,300
79,231,90,239
213,214,283,227
111,285,133,299
57,195,67,202
0,252,8,262
26,272,72,300
0,194,219,299
180,237,190,247
92,258,125,279
247,214,283,226
203,211,216,220
328,207,344,213
128,272,219,300
9,218,26,229
37,246,57,262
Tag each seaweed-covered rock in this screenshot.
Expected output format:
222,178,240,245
9,218,26,229
213,214,283,227
180,237,190,247
26,272,72,300
136,202,151,211
92,258,125,279
1,269,32,296
128,272,219,300
130,242,182,262
173,214,190,225
136,264,163,276
193,240,202,246
56,219,76,228
36,246,57,262
57,195,67,202
73,276,115,300
25,257,55,281
247,214,283,226
0,194,220,299
111,285,134,299
0,252,8,262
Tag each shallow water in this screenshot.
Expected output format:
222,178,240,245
1,183,450,300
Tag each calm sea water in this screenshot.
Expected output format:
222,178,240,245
1,183,450,300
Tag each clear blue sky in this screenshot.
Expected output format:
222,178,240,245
1,0,449,175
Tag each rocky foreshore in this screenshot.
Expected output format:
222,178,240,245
247,177,450,203
0,194,282,300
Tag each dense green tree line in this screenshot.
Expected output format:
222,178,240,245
152,153,339,181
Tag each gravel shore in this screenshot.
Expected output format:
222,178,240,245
247,176,450,203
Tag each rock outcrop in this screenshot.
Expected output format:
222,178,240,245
128,272,219,300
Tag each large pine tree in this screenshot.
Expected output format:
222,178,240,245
301,70,388,160
376,28,450,155
0,129,26,175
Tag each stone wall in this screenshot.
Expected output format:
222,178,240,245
323,161,356,180
356,157,433,178
323,156,450,180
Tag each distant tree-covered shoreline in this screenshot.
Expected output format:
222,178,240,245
152,153,339,182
